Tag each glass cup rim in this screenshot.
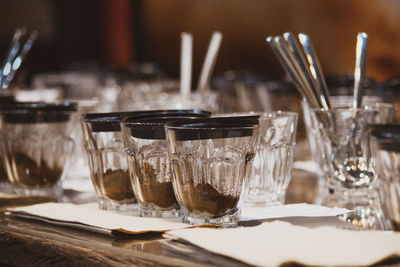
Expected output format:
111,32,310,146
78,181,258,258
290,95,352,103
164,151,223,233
212,110,298,119
311,103,393,113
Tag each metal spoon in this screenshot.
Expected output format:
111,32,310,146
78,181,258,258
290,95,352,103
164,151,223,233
283,32,324,109
2,30,39,89
333,32,372,188
353,32,368,110
266,36,320,108
298,33,331,110
0,28,25,87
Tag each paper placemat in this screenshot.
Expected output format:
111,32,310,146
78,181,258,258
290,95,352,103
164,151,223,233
241,203,349,221
7,203,190,235
165,221,400,267
6,203,351,236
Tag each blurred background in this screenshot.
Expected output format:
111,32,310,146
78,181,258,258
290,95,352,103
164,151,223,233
2,0,400,83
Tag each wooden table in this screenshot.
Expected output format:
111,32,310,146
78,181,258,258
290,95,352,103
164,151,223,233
0,170,318,267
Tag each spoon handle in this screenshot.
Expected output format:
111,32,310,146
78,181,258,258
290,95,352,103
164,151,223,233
283,32,323,109
267,36,318,108
298,33,331,110
353,32,368,110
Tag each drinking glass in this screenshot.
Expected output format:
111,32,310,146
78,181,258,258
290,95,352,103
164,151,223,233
0,109,74,198
82,112,136,211
310,106,392,229
121,110,211,218
165,117,259,227
246,111,298,206
370,124,400,231
302,97,392,205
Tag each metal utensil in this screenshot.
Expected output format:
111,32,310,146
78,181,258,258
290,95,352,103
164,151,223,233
283,32,324,109
334,32,372,187
0,28,25,87
298,33,331,110
2,30,39,89
274,36,321,108
267,36,319,108
266,36,309,106
353,32,368,110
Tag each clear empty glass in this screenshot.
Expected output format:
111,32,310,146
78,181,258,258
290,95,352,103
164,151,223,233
0,110,74,198
309,106,393,229
371,124,400,231
165,117,259,227
246,111,298,206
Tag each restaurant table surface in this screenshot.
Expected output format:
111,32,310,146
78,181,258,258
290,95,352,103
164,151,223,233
0,168,380,267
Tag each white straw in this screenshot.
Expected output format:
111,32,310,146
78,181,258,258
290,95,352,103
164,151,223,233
197,31,223,92
180,32,193,97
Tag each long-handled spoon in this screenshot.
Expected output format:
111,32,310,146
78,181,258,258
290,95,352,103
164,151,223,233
2,30,39,89
298,33,331,110
283,32,326,109
353,32,368,110
0,28,25,87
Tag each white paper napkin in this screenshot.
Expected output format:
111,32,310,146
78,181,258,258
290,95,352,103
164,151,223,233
7,203,190,234
241,203,350,221
293,160,320,174
165,221,400,267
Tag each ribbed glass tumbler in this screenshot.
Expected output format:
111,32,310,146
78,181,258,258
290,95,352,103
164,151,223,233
166,117,259,227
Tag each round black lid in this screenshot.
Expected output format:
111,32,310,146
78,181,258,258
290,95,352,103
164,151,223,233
2,109,71,123
122,114,211,139
0,101,78,112
165,116,260,141
121,109,211,121
84,109,211,132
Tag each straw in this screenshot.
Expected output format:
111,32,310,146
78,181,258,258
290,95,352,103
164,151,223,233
197,31,223,92
180,32,193,97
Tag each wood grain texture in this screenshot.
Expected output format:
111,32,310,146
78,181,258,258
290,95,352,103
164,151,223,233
0,231,203,267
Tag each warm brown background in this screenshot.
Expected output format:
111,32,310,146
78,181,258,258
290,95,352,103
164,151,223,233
1,0,400,82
